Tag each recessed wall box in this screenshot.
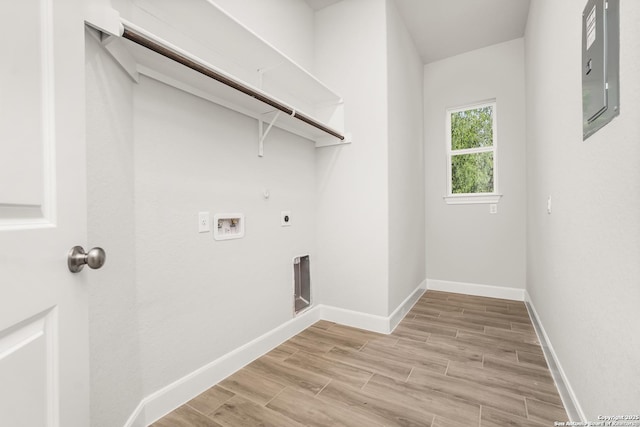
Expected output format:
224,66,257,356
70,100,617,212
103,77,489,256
213,213,245,241
582,0,619,140
293,255,311,314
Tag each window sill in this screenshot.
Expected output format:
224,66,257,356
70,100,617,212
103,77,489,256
443,194,503,205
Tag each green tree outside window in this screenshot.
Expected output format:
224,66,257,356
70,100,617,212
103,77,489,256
448,104,496,195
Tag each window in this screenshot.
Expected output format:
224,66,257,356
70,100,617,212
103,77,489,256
445,100,501,204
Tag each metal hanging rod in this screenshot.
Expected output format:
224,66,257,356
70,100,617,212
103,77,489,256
121,27,345,141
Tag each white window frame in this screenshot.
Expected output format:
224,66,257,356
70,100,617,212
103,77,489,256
444,100,502,205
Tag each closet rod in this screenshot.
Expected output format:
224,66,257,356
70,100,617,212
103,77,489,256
121,28,345,141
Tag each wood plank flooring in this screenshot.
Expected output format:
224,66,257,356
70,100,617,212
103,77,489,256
151,291,568,426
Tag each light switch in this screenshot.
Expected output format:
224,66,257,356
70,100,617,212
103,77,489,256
198,212,210,233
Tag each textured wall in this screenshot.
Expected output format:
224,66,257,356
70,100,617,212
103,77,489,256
134,76,317,395
213,0,315,71
525,0,640,418
386,0,426,312
424,39,527,290
314,0,390,316
86,31,142,427
86,1,318,423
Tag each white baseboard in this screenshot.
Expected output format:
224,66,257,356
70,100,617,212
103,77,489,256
126,306,322,427
126,280,425,426
426,279,525,301
319,304,390,334
319,280,426,334
122,406,145,427
524,292,585,422
127,280,587,427
389,280,427,332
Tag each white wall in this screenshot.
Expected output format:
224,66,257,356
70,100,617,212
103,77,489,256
386,0,425,312
134,76,317,396
525,0,640,418
86,1,318,424
314,0,390,316
86,31,143,427
87,1,426,422
424,39,527,290
212,0,315,71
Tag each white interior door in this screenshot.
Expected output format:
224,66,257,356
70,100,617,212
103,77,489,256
0,1,90,426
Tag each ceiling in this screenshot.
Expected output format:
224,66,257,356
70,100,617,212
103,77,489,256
305,0,531,64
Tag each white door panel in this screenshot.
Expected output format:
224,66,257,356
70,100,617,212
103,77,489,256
0,0,89,425
0,0,53,225
0,310,54,427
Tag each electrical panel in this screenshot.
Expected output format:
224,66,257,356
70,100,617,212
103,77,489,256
582,0,619,140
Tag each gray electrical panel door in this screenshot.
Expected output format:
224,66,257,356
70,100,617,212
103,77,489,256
582,0,619,139
582,0,607,121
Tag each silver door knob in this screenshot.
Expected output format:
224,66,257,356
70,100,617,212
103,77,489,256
68,246,106,273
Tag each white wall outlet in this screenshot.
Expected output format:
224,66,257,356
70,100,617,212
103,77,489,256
213,213,245,240
547,196,552,214
281,211,292,227
489,204,498,214
198,212,210,233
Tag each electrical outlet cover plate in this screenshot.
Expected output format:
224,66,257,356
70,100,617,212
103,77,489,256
214,213,245,240
198,211,210,233
281,211,292,227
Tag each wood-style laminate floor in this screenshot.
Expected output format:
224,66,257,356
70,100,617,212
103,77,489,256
151,291,568,426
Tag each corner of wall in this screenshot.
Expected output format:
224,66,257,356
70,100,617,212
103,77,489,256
313,0,391,317
385,0,427,313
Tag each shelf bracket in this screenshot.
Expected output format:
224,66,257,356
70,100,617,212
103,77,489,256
258,111,282,157
99,33,140,83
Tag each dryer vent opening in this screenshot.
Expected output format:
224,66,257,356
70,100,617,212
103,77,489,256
293,255,310,314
